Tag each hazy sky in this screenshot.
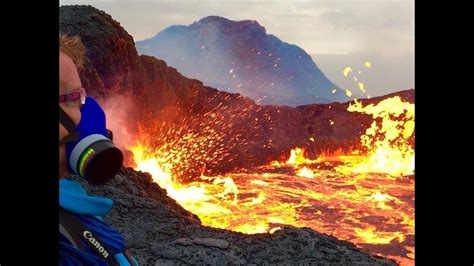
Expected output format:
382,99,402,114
60,0,414,96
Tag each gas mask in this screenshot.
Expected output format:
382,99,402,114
60,96,123,184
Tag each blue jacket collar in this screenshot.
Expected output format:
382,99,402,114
59,179,113,217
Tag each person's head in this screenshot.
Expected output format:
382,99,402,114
59,34,86,178
59,34,124,183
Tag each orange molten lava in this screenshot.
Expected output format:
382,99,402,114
127,96,414,265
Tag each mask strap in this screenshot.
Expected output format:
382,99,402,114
60,106,80,143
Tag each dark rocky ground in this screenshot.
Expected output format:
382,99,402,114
71,167,397,265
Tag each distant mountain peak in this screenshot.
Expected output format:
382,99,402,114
188,16,268,39
196,16,265,30
197,15,232,24
138,16,344,105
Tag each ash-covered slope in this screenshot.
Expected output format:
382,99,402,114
70,167,397,265
137,16,345,106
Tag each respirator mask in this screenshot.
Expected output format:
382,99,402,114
60,95,123,184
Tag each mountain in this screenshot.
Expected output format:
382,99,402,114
136,16,346,106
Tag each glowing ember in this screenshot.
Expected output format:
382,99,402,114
358,82,366,93
343,67,352,77
346,89,353,97
127,96,414,265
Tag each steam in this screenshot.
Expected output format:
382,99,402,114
99,94,138,167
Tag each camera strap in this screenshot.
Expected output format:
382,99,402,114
59,207,120,266
59,106,80,143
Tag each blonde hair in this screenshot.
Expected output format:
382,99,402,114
59,33,86,69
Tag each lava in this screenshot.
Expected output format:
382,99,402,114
127,96,415,265
336,96,415,176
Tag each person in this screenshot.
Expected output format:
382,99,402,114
59,33,138,266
